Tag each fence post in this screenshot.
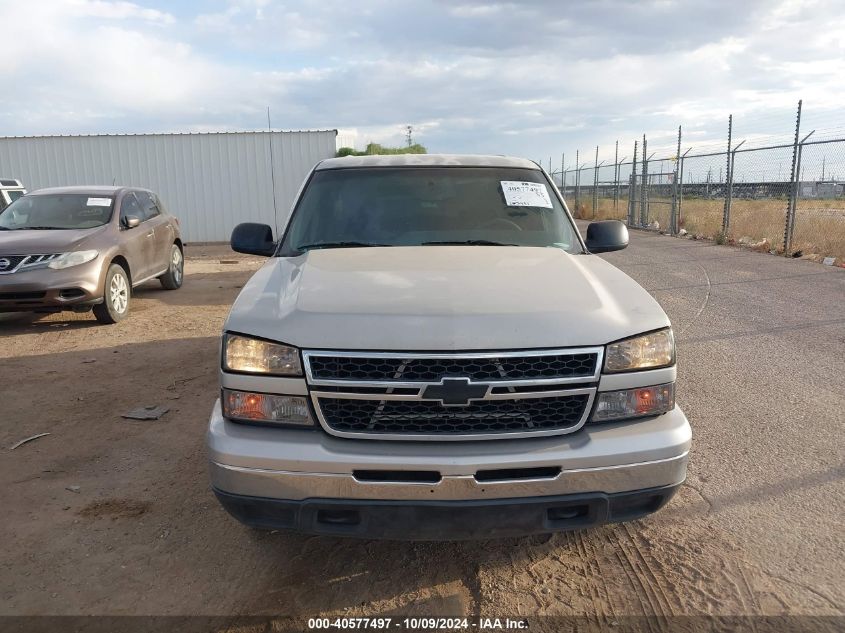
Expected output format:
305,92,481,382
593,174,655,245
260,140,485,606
722,115,733,235
561,153,565,193
670,126,681,235
613,140,619,212
784,100,803,254
592,146,599,218
678,147,691,230
575,149,580,213
628,140,638,226
639,135,648,226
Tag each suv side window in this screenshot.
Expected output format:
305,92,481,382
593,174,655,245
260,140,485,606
153,194,168,216
120,192,143,225
136,191,160,221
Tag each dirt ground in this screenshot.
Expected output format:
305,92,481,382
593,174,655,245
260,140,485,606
1,236,843,625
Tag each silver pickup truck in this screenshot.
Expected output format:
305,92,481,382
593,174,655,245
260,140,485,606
207,154,691,540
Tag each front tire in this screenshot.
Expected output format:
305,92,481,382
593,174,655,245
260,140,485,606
93,264,130,324
159,244,183,290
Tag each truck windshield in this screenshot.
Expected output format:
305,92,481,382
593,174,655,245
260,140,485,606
280,167,582,255
0,194,114,230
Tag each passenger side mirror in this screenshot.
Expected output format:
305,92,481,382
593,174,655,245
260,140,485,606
585,220,628,253
124,215,141,229
231,222,276,257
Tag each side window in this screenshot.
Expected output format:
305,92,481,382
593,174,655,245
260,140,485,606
136,191,160,221
153,194,168,216
120,192,143,224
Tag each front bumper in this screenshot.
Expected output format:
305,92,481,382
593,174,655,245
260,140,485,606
213,485,680,540
208,399,691,538
0,259,103,312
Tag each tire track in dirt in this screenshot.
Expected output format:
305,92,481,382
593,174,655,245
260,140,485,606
608,527,671,622
619,523,678,615
571,530,617,624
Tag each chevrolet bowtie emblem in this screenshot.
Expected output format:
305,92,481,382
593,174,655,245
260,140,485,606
422,378,489,406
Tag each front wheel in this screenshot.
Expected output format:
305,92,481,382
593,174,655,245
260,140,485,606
159,244,183,290
93,264,131,324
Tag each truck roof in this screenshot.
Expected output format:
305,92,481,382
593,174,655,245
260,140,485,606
316,154,539,170
0,178,25,189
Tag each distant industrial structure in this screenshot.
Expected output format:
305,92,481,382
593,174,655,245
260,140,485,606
0,130,338,242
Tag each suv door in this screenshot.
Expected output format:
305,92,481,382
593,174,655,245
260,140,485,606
136,191,173,274
119,191,155,282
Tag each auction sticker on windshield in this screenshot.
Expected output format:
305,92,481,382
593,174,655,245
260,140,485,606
87,197,112,207
500,181,553,208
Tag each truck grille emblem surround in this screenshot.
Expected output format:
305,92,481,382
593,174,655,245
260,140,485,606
301,348,604,441
422,378,489,406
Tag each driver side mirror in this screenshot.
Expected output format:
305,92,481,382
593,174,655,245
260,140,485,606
124,215,141,229
231,222,276,257
585,220,628,253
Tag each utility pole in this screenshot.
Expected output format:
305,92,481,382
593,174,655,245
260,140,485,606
405,125,413,147
267,106,279,233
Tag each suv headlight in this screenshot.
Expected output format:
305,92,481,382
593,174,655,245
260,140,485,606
47,250,99,270
591,383,675,422
222,333,302,376
222,389,313,426
604,328,674,373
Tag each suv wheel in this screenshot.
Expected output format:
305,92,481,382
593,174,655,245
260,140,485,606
93,264,130,324
159,244,184,290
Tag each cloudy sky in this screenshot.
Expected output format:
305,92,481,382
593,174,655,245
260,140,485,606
2,0,844,163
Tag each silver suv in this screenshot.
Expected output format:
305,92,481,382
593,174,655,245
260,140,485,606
208,154,691,540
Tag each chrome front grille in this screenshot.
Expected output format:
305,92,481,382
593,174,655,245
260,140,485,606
318,393,591,436
303,348,602,441
307,351,599,383
0,254,61,274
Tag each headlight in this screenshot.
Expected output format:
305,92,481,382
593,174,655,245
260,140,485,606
223,333,302,376
223,389,313,426
604,328,674,373
47,250,99,269
591,383,675,423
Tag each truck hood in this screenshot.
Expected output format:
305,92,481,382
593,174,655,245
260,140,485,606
0,226,108,254
225,246,669,350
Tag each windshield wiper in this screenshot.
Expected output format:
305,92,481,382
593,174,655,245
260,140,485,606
295,241,392,252
421,239,519,246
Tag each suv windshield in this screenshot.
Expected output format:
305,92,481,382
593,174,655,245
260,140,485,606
0,194,114,230
280,167,581,255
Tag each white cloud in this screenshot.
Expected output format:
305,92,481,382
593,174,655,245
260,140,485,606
67,0,174,23
0,0,843,167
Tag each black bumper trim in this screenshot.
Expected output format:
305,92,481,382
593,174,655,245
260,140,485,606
212,484,680,540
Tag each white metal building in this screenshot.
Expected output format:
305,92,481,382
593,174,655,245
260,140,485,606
0,130,337,242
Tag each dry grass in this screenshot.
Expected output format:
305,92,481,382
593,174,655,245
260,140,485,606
565,195,845,259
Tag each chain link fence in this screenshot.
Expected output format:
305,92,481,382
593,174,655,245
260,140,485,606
549,101,845,261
